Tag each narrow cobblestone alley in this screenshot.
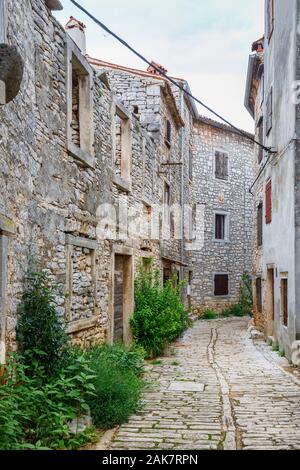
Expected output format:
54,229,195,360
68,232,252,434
110,318,300,451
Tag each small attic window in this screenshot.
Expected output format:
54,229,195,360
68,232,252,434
133,105,139,115
45,0,63,11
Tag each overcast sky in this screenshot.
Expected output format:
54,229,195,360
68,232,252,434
54,0,264,132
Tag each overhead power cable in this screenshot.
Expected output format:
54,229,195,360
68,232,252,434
69,0,272,154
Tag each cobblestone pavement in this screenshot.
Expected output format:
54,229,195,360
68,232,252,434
110,318,300,450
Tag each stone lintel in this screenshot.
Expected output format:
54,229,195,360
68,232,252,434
66,316,98,334
66,234,98,250
113,174,132,193
115,99,132,120
113,244,134,256
67,142,95,169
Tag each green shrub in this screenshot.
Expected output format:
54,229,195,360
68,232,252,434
200,308,218,320
84,345,145,429
16,270,70,378
239,273,253,316
0,352,96,450
130,261,190,358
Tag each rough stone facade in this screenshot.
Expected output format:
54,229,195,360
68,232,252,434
190,118,254,314
0,0,255,362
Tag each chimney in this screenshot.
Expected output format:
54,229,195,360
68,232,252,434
147,61,168,76
65,17,87,55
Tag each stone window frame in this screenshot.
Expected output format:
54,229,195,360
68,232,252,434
66,37,95,169
65,235,98,325
0,215,14,364
213,147,230,182
213,272,230,298
111,99,133,193
213,210,230,243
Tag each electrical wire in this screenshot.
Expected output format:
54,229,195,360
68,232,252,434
69,0,272,153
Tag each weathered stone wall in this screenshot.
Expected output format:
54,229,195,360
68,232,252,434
0,0,164,354
0,0,256,360
190,119,254,314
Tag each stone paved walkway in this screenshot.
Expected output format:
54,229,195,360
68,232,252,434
110,318,300,450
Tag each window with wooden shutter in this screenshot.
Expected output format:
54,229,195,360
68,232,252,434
266,88,273,135
281,278,288,327
215,151,228,180
257,118,264,163
214,274,229,296
256,277,262,313
267,0,274,41
265,180,272,224
257,203,263,246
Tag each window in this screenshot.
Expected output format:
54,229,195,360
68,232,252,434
256,277,262,313
215,212,229,241
257,203,263,246
267,0,274,42
67,39,94,168
165,119,171,147
113,102,132,188
215,151,228,180
265,180,272,224
266,88,273,135
65,235,98,323
188,149,193,181
214,274,229,296
257,118,264,164
281,278,288,327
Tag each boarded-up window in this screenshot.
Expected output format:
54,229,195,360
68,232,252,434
258,118,264,164
165,120,171,147
257,203,263,246
215,214,226,240
266,88,273,135
281,279,288,327
265,180,272,224
256,277,262,313
267,0,274,41
215,151,228,180
214,274,229,296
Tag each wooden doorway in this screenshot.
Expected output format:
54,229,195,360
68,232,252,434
113,254,134,345
266,267,275,336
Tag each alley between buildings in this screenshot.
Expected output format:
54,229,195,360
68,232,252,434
108,318,300,451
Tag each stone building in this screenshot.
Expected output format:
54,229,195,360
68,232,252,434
191,117,254,314
244,0,300,361
0,0,254,363
85,55,255,315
